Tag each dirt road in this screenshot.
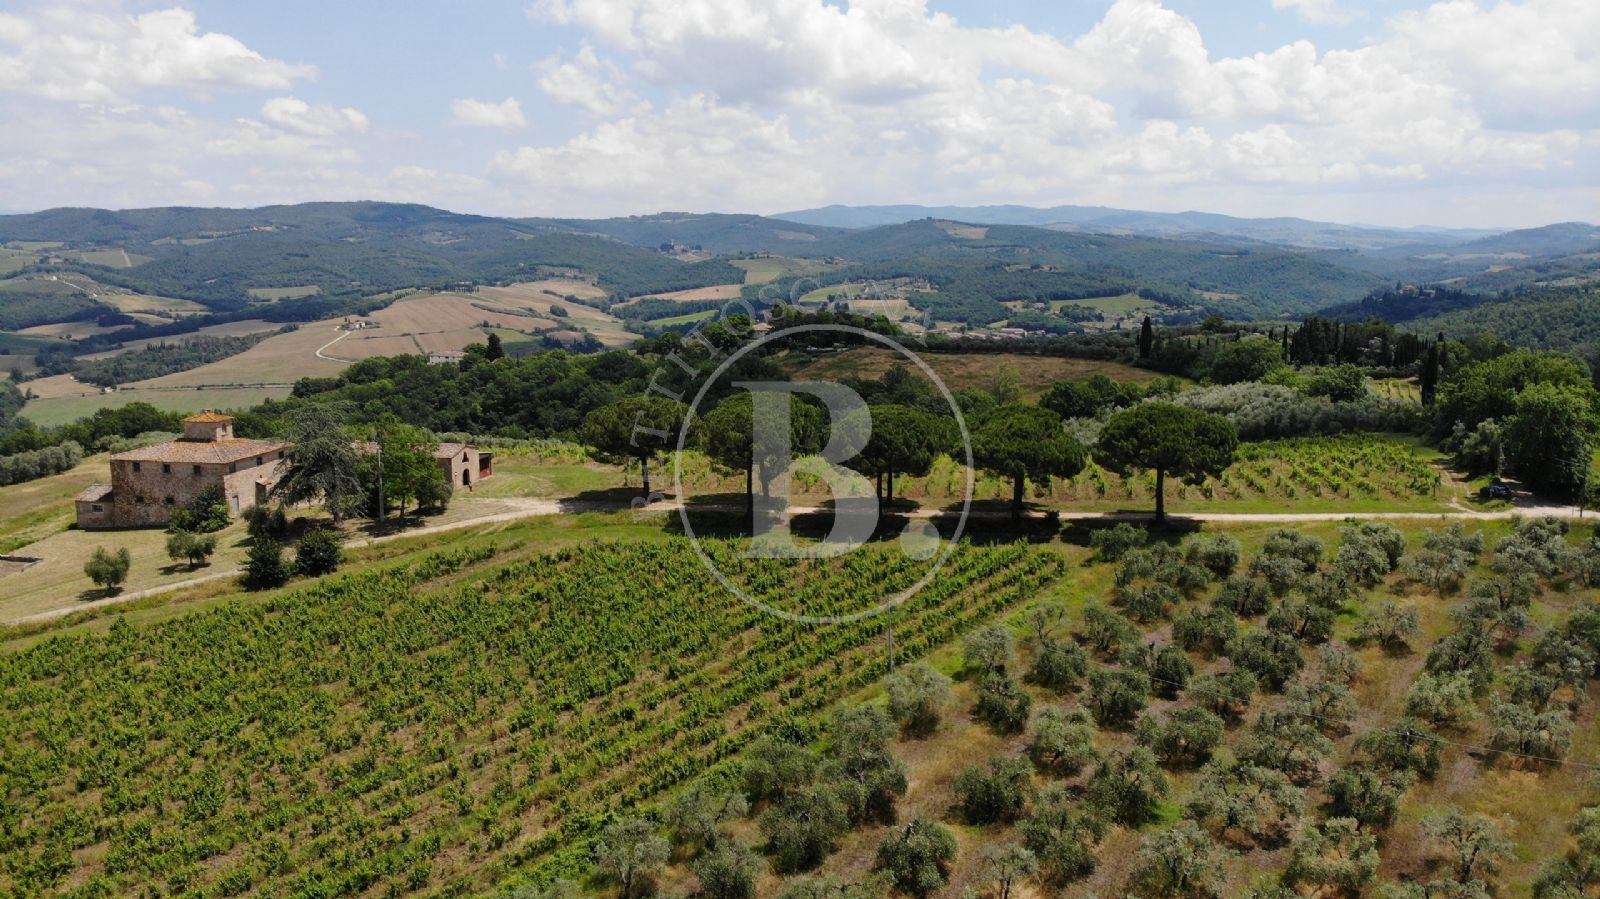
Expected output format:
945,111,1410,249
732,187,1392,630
7,496,1585,628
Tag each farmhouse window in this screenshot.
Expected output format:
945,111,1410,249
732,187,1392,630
255,456,262,466
229,463,237,473
162,463,171,473
91,504,103,513
164,496,174,505
192,465,201,475
132,462,141,472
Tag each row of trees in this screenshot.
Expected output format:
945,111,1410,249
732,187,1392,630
583,369,1240,523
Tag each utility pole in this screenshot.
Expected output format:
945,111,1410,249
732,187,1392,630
375,442,385,528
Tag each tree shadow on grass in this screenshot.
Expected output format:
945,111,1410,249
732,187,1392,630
78,586,123,602
1060,516,1202,550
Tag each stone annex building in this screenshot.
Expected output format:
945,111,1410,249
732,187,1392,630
75,412,495,530
75,412,289,530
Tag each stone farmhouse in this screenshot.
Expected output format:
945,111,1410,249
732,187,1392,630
435,442,494,488
76,412,290,530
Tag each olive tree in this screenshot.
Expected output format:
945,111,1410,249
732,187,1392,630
883,663,952,738
595,817,670,898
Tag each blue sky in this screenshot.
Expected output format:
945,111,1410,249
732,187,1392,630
0,0,1595,227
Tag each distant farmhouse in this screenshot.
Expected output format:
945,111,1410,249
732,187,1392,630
354,441,495,489
76,412,289,530
428,350,466,365
435,442,494,488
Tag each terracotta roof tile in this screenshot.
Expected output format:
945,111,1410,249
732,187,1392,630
76,484,114,502
183,411,234,423
111,438,291,465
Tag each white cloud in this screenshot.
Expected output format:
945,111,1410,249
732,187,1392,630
538,46,633,115
0,7,314,103
491,95,824,211
497,0,1600,222
1270,0,1357,26
261,97,368,136
450,96,527,128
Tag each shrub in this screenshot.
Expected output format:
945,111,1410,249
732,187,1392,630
1173,381,1421,441
761,786,850,873
1030,638,1088,692
595,817,670,898
294,528,345,577
1028,707,1097,774
1128,821,1232,899
165,530,217,569
1328,764,1413,828
884,663,952,737
1136,707,1224,768
1212,576,1272,617
974,672,1032,735
953,757,1033,824
1173,606,1238,657
245,504,291,542
1086,748,1168,826
963,624,1015,675
873,818,956,899
1021,785,1104,883
694,842,762,899
1080,605,1140,657
1186,535,1242,579
1147,644,1195,697
1086,667,1150,727
1404,672,1478,728
168,486,230,534
244,539,292,590
1090,522,1147,561
1287,818,1379,895
84,546,131,592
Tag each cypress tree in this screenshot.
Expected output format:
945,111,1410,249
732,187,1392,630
1138,316,1155,359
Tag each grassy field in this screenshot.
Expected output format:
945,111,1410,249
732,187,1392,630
247,285,321,300
94,290,209,316
63,248,154,268
634,284,745,302
0,248,34,275
1050,293,1156,316
731,256,840,285
21,385,295,427
785,347,1168,402
476,283,638,347
653,308,718,326
76,319,285,361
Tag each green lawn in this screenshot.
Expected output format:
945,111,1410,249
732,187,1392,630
1049,293,1156,316
21,385,294,427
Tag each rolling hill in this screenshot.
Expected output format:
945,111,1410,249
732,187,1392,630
776,203,1496,250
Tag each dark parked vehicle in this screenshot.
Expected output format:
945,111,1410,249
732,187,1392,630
1480,482,1513,501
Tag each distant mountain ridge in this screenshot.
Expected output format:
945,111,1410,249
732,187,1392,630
775,203,1507,251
